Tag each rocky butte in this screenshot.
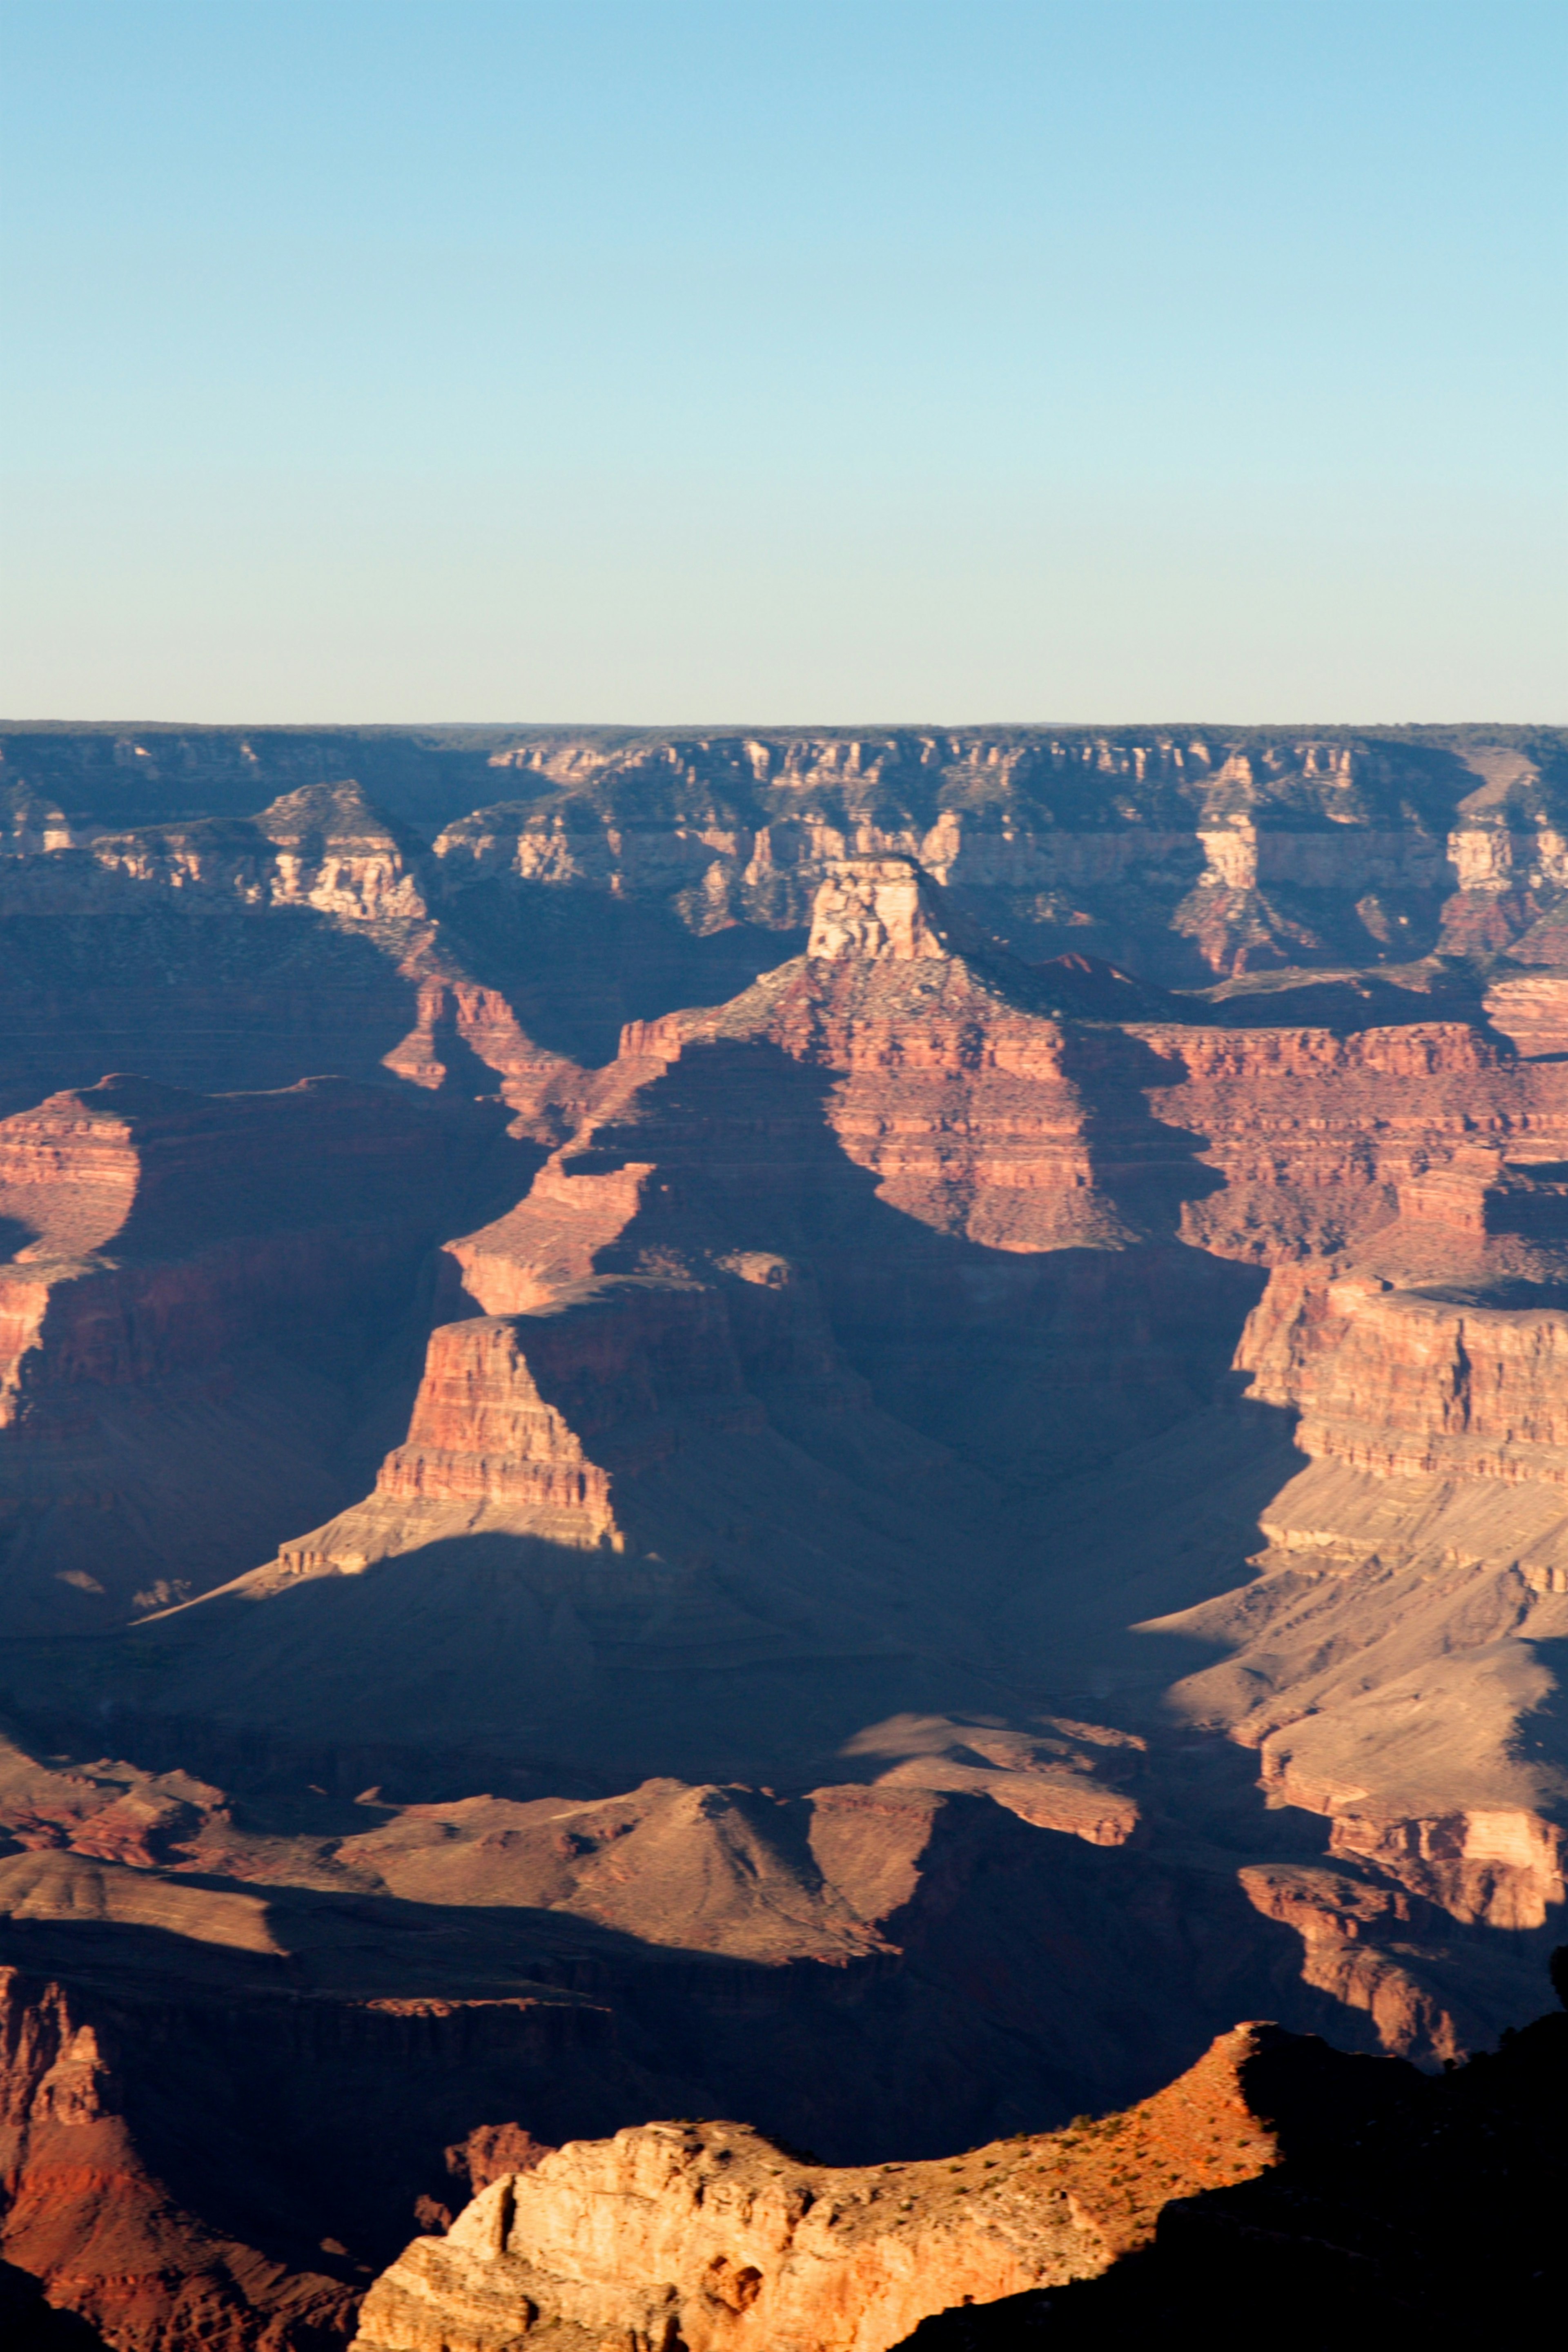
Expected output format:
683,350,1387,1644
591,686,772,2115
0,724,1565,2345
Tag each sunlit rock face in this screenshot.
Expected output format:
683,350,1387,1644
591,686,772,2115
806,856,956,961
0,728,1566,2346
352,2026,1290,2352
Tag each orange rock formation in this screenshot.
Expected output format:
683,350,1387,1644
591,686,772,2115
353,2025,1286,2352
2,730,1568,2342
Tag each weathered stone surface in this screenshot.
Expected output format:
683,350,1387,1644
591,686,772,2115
352,2025,1285,2352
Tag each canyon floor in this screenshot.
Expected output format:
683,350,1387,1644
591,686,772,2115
1,723,1566,2346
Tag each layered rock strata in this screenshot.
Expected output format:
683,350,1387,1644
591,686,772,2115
7,735,1568,2343
187,861,1264,1775
428,729,1528,978
1111,1141,1568,1961
149,859,1568,1993
4,730,1568,1091
0,1960,360,2352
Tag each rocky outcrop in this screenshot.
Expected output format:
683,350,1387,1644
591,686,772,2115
898,1991,1568,2343
1130,1021,1568,1264
0,1962,359,2352
152,860,1568,1947
216,861,1263,1688
352,2024,1287,2352
74,783,430,924
806,858,960,961
1145,1133,1568,1941
1242,1269,1568,1485
275,1279,759,1566
11,729,1568,2345
6,726,1568,1011
0,1713,1348,2345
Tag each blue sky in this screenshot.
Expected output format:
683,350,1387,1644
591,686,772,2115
1,0,1563,722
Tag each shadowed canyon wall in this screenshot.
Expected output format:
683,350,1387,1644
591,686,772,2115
0,728,1566,2345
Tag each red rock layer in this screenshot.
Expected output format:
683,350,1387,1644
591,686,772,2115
1241,1268,1568,1484
363,1283,759,1550
0,1964,358,2352
379,976,582,1130
1133,1020,1568,1263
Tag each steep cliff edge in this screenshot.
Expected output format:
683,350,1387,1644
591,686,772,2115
1174,1147,1568,1913
0,1714,1320,2348
352,2022,1294,2352
7,736,1568,2344
0,1961,359,2352
140,858,1263,1782
429,728,1565,982
898,1981,1568,2343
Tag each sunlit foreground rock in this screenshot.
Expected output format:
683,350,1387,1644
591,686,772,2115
353,2025,1286,2352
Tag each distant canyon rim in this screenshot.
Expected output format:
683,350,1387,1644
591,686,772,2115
0,721,1566,2348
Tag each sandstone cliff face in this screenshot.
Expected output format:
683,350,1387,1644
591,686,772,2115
14,723,1561,996
286,1280,759,1564
1134,1021,1568,1264
238,860,1256,1649
898,1998,1568,2345
0,776,590,1117
352,2025,1286,2352
3,732,1566,1115
1139,1137,1568,1946
56,782,431,923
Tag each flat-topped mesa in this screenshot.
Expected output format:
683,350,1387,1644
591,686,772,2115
1240,1270,1568,1493
351,2022,1302,2352
806,857,956,961
0,1071,483,1275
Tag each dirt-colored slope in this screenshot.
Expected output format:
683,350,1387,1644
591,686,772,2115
898,1987,1568,2345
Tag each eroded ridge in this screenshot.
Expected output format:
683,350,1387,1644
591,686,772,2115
353,2025,1288,2352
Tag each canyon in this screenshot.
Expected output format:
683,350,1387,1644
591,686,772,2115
0,723,1566,2345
